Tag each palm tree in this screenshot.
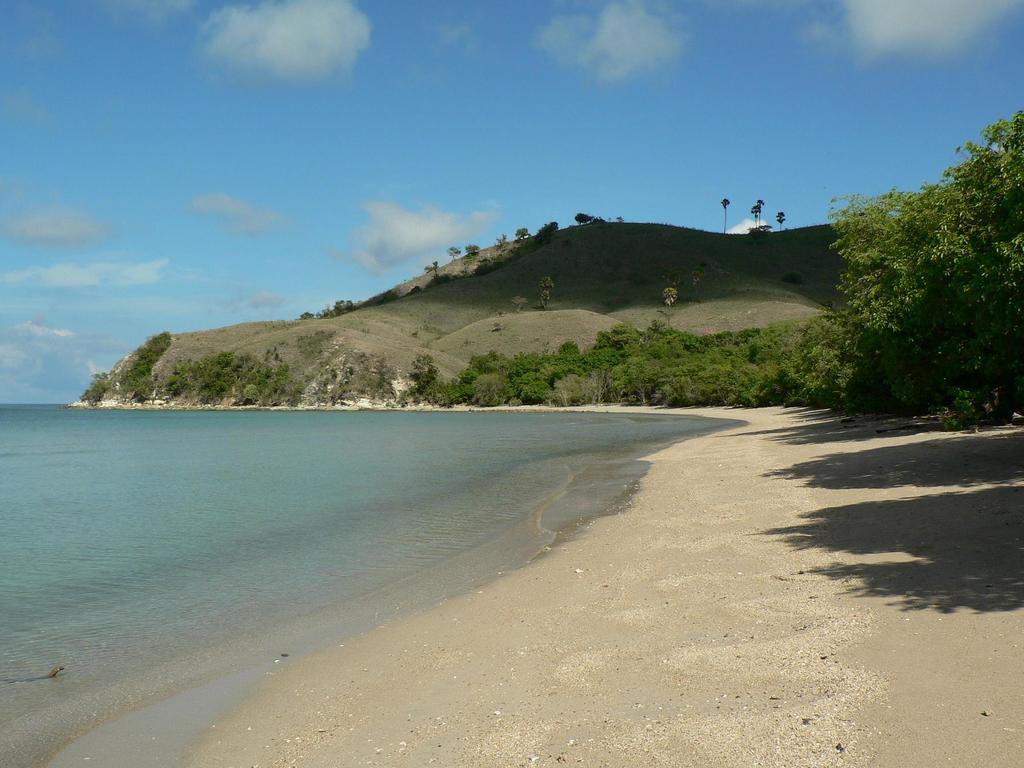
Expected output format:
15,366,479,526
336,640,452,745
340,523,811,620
720,198,730,233
751,199,765,228
776,211,786,231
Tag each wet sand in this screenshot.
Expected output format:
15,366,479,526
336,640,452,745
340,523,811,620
188,406,1024,767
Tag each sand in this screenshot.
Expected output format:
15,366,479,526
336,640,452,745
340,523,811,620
188,407,1024,768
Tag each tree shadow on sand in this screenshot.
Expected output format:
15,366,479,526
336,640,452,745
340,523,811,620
737,408,947,447
766,487,1024,612
768,431,1024,489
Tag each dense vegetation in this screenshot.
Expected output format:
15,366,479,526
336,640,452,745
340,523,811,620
164,352,299,405
411,321,820,408
827,112,1024,421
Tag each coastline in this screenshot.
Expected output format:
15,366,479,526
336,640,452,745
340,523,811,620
40,408,728,768
186,406,1024,767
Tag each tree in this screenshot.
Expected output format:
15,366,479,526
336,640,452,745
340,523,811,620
662,286,678,309
720,198,730,233
409,354,439,398
496,234,509,250
511,295,529,313
575,212,594,225
776,211,786,231
539,276,555,309
464,244,480,261
751,199,765,228
515,227,530,241
424,260,439,276
534,222,559,246
832,111,1024,418
447,246,461,261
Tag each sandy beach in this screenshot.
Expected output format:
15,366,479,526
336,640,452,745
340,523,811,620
188,406,1024,768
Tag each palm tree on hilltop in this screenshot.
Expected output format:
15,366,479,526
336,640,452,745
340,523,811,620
721,198,730,233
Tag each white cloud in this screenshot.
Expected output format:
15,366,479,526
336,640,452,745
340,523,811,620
201,0,371,81
0,319,127,403
190,193,283,235
536,0,685,82
798,0,1024,57
3,206,110,248
2,259,169,288
101,0,196,22
15,319,75,338
839,0,1023,57
726,217,772,234
347,201,498,274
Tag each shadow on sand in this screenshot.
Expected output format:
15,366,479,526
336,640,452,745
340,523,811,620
762,414,1024,613
769,431,1024,489
767,487,1024,612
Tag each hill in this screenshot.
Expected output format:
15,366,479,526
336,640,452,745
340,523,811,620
81,221,841,406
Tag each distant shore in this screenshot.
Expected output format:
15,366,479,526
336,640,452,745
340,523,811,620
186,406,1024,768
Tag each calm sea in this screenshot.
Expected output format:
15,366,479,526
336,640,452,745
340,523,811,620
0,406,723,767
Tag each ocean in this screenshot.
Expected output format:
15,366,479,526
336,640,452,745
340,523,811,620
0,406,723,767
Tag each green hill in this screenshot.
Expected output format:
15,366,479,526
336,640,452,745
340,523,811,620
82,222,841,406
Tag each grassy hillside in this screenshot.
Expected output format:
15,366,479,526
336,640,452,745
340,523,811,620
85,221,841,405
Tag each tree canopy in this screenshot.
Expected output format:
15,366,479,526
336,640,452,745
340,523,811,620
832,111,1024,418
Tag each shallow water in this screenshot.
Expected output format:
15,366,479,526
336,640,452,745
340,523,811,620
0,407,722,767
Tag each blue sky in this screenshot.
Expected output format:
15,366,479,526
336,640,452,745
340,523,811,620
1,0,1022,402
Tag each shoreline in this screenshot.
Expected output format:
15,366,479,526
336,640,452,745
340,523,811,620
42,408,728,768
187,406,1024,767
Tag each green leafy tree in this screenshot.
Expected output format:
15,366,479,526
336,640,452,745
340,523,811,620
515,227,530,241
662,286,678,309
776,211,786,231
534,222,559,246
720,198,730,233
538,276,555,309
832,111,1024,418
409,354,439,398
447,246,461,261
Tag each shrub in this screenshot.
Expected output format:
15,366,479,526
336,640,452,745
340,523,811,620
121,332,172,402
472,373,509,407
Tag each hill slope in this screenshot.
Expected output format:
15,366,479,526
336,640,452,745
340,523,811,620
83,222,841,406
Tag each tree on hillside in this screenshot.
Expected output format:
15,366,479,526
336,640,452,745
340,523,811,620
751,199,765,228
464,244,481,261
515,227,530,241
447,246,461,261
511,295,529,313
424,260,439,276
496,233,509,250
539,276,555,309
662,286,678,310
534,222,559,246
720,198,730,233
776,211,786,231
832,111,1024,419
575,212,595,225
409,354,439,398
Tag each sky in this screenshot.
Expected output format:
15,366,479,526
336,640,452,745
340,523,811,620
1,0,1022,402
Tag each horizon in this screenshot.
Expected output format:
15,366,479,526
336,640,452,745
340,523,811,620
2,0,1022,402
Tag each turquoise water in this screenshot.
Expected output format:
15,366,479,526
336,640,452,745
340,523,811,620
0,406,721,767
